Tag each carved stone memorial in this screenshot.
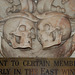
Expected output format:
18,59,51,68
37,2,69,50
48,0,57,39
0,0,75,57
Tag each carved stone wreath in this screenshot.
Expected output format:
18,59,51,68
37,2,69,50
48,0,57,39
0,0,75,57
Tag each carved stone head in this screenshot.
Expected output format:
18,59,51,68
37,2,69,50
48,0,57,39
2,13,37,49
37,12,71,49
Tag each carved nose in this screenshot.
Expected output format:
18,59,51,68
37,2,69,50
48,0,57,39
15,35,21,44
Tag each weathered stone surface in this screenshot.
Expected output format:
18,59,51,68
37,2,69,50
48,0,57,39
0,0,75,57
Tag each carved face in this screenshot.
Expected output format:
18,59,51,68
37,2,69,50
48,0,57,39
38,15,71,49
3,18,35,49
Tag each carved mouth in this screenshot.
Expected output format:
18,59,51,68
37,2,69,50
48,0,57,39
17,47,32,51
43,30,61,50
15,35,21,44
14,35,32,50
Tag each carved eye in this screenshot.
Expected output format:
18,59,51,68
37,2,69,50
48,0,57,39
44,24,50,30
19,25,26,32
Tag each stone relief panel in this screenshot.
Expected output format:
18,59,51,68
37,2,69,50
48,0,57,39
0,0,75,57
